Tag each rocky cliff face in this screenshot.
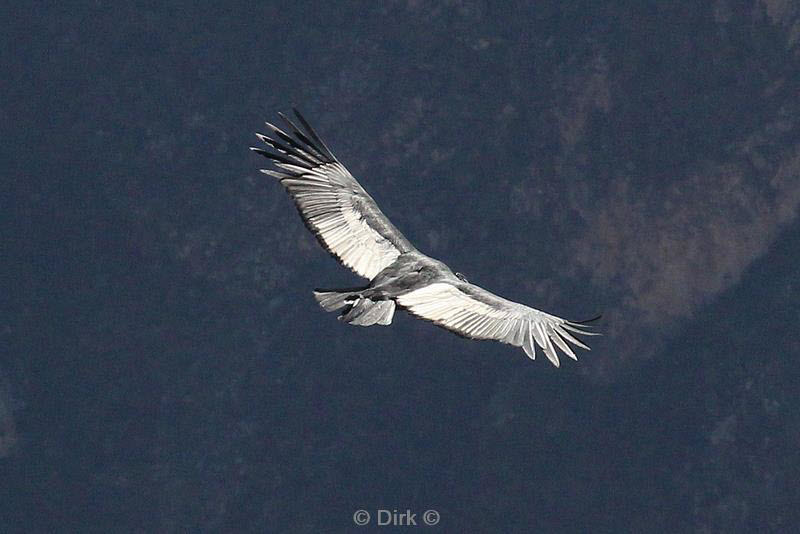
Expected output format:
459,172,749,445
3,1,799,531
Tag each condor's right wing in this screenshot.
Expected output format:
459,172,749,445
398,281,599,367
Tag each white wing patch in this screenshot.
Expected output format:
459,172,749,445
398,282,595,367
252,110,414,280
280,162,401,280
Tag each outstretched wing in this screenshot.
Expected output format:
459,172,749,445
397,281,598,367
251,109,415,280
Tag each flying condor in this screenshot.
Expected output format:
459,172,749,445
250,109,599,366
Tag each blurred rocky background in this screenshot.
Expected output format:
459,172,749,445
2,1,799,531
